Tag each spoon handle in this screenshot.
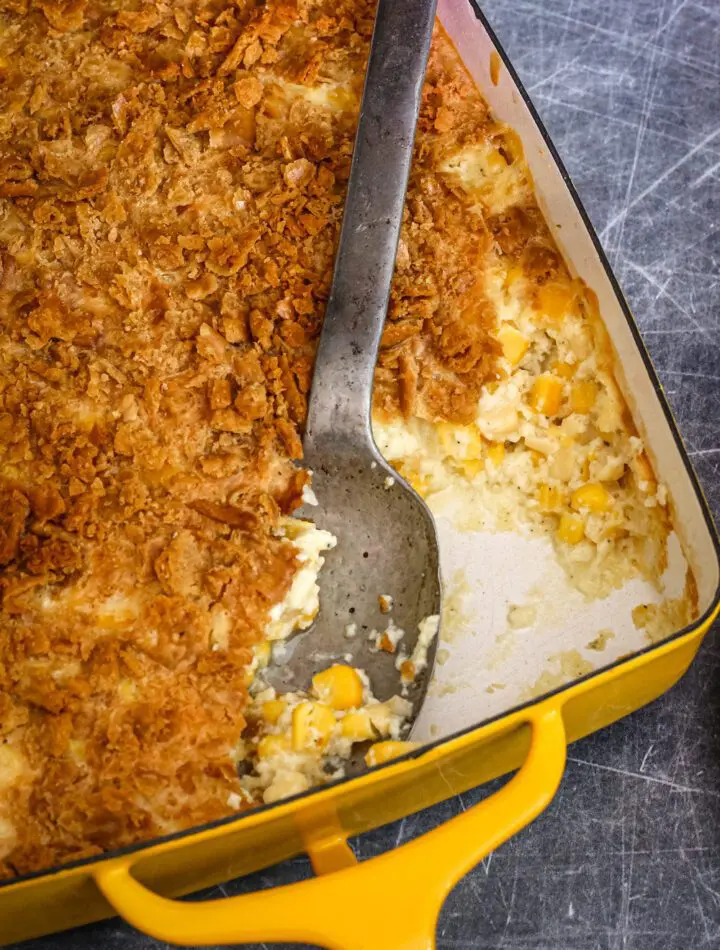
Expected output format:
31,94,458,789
304,0,438,452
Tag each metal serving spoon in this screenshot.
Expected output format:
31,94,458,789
266,0,441,723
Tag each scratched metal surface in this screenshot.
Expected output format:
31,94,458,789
15,0,720,948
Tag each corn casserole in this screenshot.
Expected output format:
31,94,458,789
0,0,695,877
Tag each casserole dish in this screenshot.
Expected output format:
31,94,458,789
1,1,718,947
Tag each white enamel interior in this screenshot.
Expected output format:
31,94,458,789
402,0,720,743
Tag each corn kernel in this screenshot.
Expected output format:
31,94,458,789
529,375,563,415
536,282,574,322
367,703,392,736
570,381,597,414
595,456,625,482
436,421,456,455
261,700,287,725
457,458,485,479
409,473,430,495
552,361,576,379
257,734,292,759
497,325,529,366
292,701,336,751
557,513,585,544
503,264,524,289
263,771,310,804
571,483,612,512
365,741,419,767
254,641,271,669
340,710,376,742
396,462,429,497
486,149,507,172
437,423,484,460
536,484,565,511
311,665,364,710
487,443,505,467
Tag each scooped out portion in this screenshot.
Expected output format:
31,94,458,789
0,0,694,879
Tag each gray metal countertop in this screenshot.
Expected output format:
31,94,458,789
17,0,720,947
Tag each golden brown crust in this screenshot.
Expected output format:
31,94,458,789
375,41,504,423
0,0,350,875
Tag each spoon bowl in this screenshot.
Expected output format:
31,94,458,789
266,438,441,714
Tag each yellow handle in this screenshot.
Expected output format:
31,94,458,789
95,707,566,950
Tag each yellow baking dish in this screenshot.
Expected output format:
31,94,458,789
1,1,718,947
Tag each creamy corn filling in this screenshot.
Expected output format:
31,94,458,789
373,149,687,614
263,518,336,642
374,258,682,607
242,668,414,805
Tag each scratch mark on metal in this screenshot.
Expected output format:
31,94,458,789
601,124,720,239
568,756,720,796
